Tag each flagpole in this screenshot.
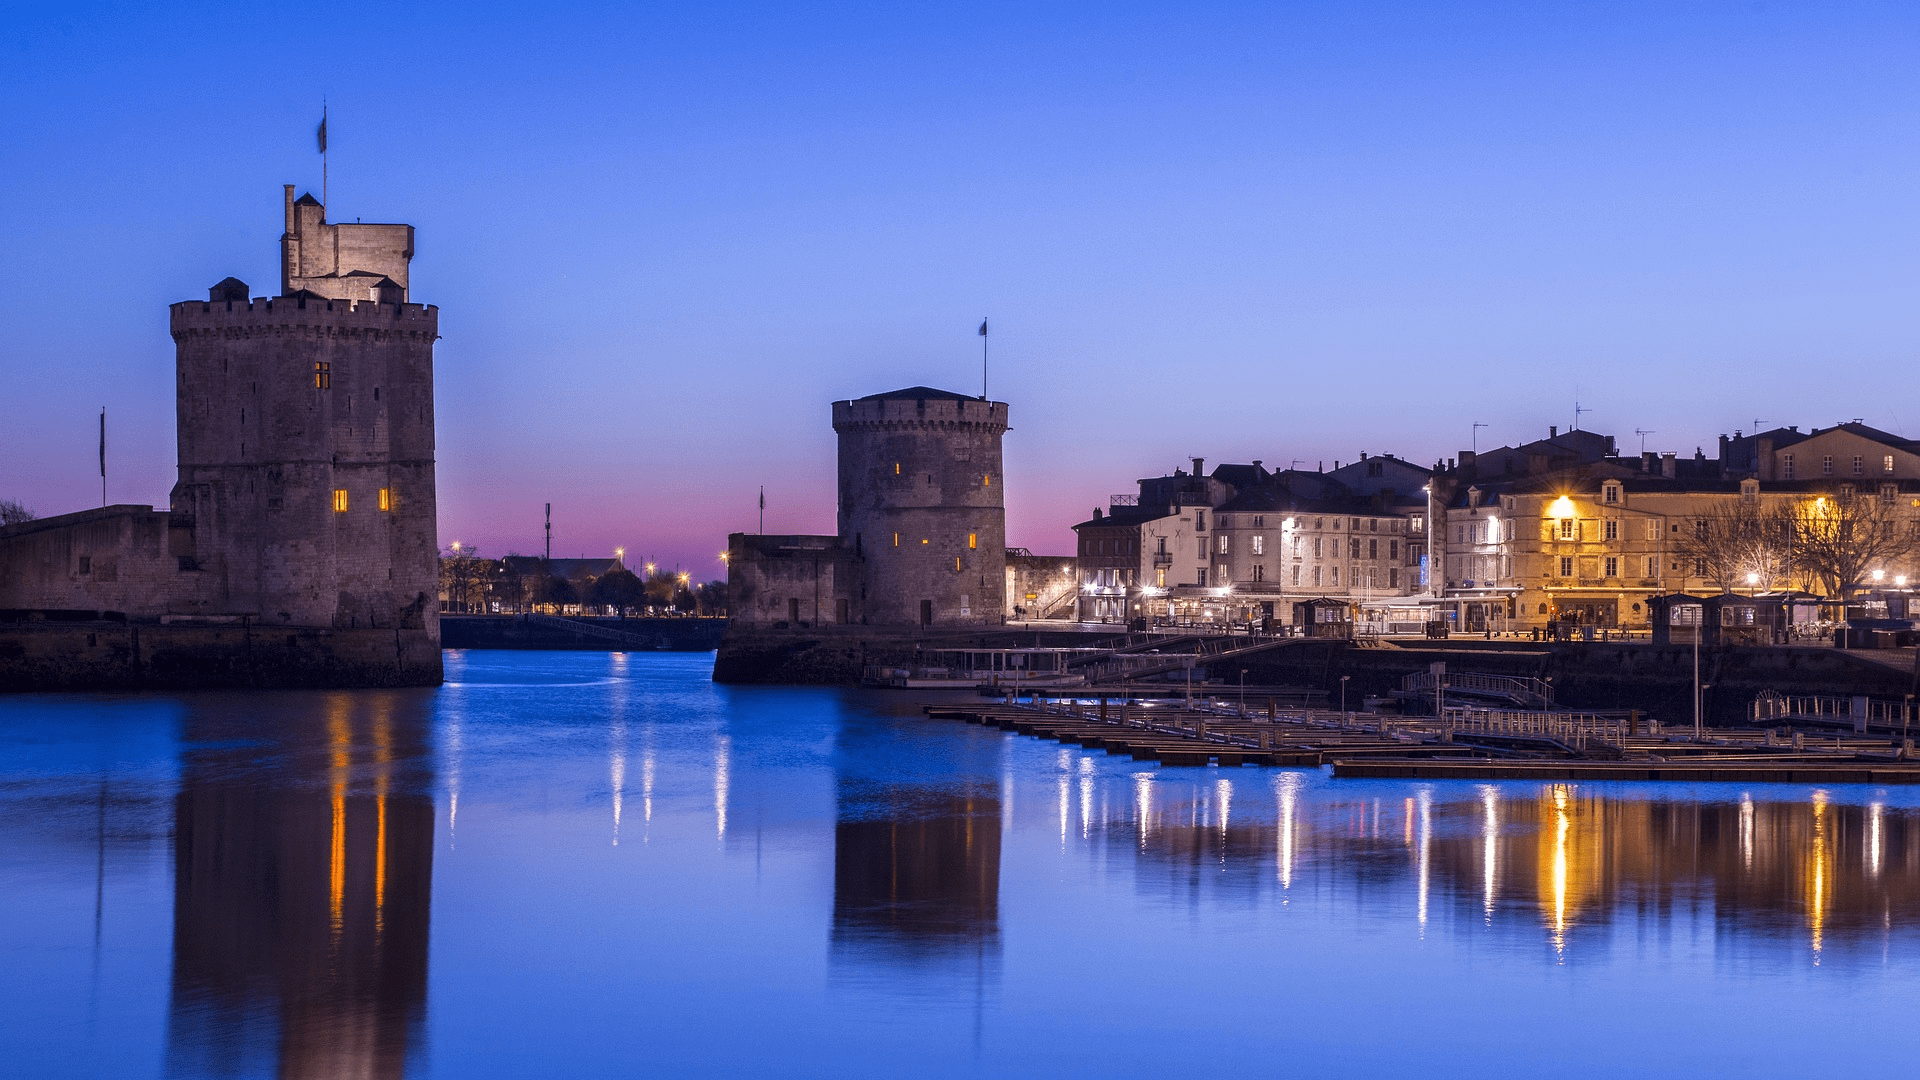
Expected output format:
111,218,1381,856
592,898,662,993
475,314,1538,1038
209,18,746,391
321,101,328,208
979,317,989,400
759,486,765,534
99,408,106,507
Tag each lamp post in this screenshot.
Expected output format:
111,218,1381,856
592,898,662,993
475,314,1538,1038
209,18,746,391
1340,674,1351,725
1240,668,1249,716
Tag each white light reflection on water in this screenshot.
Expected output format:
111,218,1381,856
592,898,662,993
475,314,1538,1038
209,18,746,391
1416,785,1432,933
1274,771,1301,891
1480,784,1498,920
1216,777,1232,838
714,734,731,842
1133,772,1154,847
1078,758,1094,841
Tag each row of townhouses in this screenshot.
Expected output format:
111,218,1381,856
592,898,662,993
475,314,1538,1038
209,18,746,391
1073,421,1920,633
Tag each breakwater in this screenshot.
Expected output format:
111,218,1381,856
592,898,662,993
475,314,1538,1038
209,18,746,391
0,619,441,691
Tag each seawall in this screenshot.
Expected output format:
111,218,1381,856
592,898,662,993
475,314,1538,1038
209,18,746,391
1220,640,1918,726
440,615,726,651
0,621,442,692
712,625,1104,685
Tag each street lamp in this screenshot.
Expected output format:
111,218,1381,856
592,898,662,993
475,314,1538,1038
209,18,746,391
1239,668,1249,715
1339,674,1351,724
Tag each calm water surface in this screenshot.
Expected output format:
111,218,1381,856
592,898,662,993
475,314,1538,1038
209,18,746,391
6,650,1920,1078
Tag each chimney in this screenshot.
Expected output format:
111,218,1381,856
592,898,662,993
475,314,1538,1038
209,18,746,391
1550,425,1558,438
1192,457,1205,477
1661,452,1676,478
1641,451,1656,474
1093,507,1103,520
1757,437,1775,480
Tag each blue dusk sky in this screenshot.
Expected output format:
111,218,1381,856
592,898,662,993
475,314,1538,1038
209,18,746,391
4,1,1919,574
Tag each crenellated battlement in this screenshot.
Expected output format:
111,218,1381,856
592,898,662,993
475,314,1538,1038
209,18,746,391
171,295,436,324
832,396,1008,433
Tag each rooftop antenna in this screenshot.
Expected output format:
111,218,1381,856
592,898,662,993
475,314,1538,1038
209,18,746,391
316,100,328,208
1751,418,1769,435
977,318,989,400
98,408,106,507
1471,422,1488,453
758,486,765,534
1634,428,1656,454
544,503,551,561
1573,399,1591,431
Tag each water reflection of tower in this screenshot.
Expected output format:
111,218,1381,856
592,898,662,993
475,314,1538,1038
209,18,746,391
165,692,435,1080
831,784,1002,966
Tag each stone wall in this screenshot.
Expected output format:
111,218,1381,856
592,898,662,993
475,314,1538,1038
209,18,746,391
726,534,860,627
0,621,441,691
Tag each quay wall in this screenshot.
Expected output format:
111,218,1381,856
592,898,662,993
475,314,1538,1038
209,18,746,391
1219,641,1914,727
716,624,1917,724
712,626,1106,685
440,615,726,651
0,621,442,692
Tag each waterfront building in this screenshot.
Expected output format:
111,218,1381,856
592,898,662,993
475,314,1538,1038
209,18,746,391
1432,423,1920,633
1073,456,1431,628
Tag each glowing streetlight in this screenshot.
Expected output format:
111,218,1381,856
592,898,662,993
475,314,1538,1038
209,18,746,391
451,541,462,553
1874,569,1887,582
615,547,625,560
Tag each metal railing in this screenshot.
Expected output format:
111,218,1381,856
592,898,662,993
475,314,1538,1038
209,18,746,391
1752,692,1914,730
1441,707,1629,751
1402,670,1554,708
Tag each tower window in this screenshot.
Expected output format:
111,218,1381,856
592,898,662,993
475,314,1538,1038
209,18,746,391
378,488,392,512
333,489,349,513
968,533,977,549
893,533,899,547
954,556,962,571
894,463,901,475
314,362,331,389
983,474,990,486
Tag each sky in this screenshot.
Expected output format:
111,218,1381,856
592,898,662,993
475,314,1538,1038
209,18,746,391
4,1,1920,578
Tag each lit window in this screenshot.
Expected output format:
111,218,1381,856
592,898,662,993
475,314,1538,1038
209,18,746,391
378,488,392,512
921,538,929,545
954,556,962,571
892,533,899,547
894,463,901,475
333,489,348,512
968,533,977,549
1886,455,1896,473
1559,518,1575,539
314,362,331,389
983,474,990,486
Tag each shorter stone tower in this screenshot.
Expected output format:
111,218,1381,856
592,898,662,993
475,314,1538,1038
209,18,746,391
834,388,1008,626
166,187,439,632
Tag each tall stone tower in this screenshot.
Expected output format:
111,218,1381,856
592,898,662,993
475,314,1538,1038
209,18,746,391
166,186,439,633
833,388,1008,626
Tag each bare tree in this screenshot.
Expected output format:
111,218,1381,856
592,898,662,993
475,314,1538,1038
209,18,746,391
1786,490,1920,599
438,545,496,614
0,499,34,526
1670,499,1786,593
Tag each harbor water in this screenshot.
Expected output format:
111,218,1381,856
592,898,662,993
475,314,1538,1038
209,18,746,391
6,650,1920,1078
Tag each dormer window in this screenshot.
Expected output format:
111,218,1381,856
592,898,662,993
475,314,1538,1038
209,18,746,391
1602,482,1621,505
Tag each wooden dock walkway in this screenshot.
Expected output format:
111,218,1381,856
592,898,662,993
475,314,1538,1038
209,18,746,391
926,693,1920,781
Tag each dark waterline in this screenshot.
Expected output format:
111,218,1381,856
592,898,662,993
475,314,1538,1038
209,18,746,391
5,650,1920,1078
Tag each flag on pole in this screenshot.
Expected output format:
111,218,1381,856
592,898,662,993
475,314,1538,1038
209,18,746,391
317,111,327,154
978,318,988,337
759,488,765,510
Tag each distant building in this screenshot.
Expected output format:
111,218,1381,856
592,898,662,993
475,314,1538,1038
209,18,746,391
728,387,1012,628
